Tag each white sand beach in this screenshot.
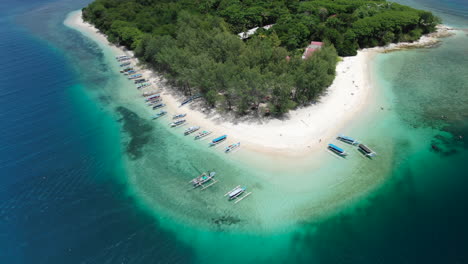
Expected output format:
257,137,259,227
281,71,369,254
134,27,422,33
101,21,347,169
65,11,452,157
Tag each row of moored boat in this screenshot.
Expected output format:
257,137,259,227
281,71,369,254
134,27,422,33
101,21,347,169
327,134,377,158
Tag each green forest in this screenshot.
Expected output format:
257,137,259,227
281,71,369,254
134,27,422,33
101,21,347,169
83,0,439,115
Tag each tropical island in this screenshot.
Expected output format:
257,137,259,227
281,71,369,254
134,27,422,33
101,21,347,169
82,0,439,115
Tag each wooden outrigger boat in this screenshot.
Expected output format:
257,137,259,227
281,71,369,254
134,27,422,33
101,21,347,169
209,135,227,146
225,142,240,153
170,119,186,127
120,67,133,73
145,94,160,101
358,144,377,157
184,126,200,135
152,111,167,119
128,74,142,80
134,79,147,84
328,143,348,157
337,134,359,145
180,94,203,107
117,57,131,62
147,99,162,106
119,62,131,67
224,186,252,203
137,83,151,89
152,103,166,110
173,113,187,119
116,55,127,59
194,130,211,140
191,171,216,188
143,91,159,97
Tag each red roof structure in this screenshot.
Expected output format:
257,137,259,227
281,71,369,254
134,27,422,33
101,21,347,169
302,41,323,59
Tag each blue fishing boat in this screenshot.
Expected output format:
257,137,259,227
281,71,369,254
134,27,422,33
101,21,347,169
209,135,227,146
170,119,186,127
228,186,246,200
119,62,131,67
124,70,137,75
337,134,359,145
137,83,151,89
119,67,133,73
152,103,166,110
358,144,377,157
152,111,167,119
173,113,187,119
128,74,142,79
191,171,216,188
225,142,240,153
328,143,347,156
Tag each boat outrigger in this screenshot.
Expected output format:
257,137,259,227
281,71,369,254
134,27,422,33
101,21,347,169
337,134,359,145
328,143,348,156
194,130,211,140
358,144,377,157
184,126,200,135
152,111,167,119
152,103,166,110
224,186,252,203
170,119,186,127
209,135,227,146
128,74,142,80
191,171,216,189
173,113,186,119
225,142,240,153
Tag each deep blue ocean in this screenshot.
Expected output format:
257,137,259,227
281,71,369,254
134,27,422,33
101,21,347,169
1,0,467,263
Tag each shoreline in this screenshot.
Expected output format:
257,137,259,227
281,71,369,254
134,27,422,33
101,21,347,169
65,10,453,158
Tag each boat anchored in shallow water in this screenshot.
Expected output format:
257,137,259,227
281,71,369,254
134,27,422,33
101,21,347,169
358,144,377,157
173,113,187,119
194,130,211,140
152,111,167,119
128,74,142,80
224,186,252,203
170,119,186,127
152,103,166,110
337,134,359,145
184,126,200,135
328,143,348,157
209,135,227,146
191,171,217,189
119,62,131,67
225,142,240,153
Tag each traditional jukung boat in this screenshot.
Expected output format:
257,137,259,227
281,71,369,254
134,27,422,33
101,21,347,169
115,55,128,60
180,94,203,107
191,171,216,188
147,99,162,106
117,57,131,62
120,67,133,73
170,119,186,127
124,70,138,75
134,79,147,84
225,142,240,153
328,143,348,156
184,126,200,135
209,135,227,146
143,91,159,97
128,74,142,80
152,103,166,110
358,144,376,157
226,186,246,200
194,130,211,140
337,135,359,145
145,94,160,101
173,113,187,119
137,83,151,89
152,111,167,119
119,62,131,67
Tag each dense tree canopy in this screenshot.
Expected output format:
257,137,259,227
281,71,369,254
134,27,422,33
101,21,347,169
83,0,438,115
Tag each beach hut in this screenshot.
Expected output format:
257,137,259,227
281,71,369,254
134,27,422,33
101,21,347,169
302,41,323,59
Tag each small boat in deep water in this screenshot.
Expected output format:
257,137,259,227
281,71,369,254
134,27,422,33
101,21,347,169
191,171,216,188
152,103,166,110
225,142,240,153
184,126,200,135
209,135,227,146
358,144,376,157
337,134,359,145
173,113,187,119
194,130,211,140
170,119,186,127
328,143,347,156
152,111,167,119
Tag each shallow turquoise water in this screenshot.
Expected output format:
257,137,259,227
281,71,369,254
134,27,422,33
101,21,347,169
1,0,468,263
